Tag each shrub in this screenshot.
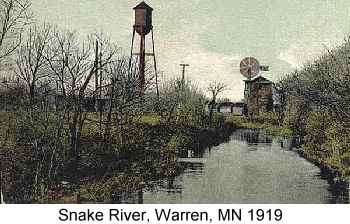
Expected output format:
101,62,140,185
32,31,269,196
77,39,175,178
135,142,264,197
255,112,279,125
225,115,247,127
210,113,225,129
303,110,332,161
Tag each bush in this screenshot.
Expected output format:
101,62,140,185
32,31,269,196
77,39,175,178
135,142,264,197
79,173,143,203
158,78,206,128
210,113,225,129
282,96,310,137
224,115,247,127
254,112,279,125
303,110,332,161
323,122,350,176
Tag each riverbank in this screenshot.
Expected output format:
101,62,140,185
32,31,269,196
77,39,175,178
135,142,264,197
2,111,347,203
224,114,349,189
54,117,238,203
143,128,348,203
296,149,349,187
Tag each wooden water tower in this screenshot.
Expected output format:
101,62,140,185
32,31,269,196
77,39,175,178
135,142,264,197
130,1,158,96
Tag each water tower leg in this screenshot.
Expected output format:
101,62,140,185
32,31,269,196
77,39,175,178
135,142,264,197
139,32,146,94
151,29,159,99
129,28,136,70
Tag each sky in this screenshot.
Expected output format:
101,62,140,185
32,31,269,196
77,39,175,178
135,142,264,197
31,0,350,101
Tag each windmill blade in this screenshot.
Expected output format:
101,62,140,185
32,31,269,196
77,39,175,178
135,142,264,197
239,57,260,79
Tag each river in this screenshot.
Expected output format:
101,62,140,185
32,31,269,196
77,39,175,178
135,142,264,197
140,129,348,204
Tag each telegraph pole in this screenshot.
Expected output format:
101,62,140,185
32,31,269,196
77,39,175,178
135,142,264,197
180,64,189,87
99,43,103,137
95,40,99,98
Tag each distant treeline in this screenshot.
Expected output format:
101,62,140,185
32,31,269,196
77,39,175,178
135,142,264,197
276,37,350,178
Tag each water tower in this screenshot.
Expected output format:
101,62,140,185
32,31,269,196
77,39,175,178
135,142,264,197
130,1,158,96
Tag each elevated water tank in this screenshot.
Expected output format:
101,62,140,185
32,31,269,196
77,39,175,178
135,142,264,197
133,1,153,35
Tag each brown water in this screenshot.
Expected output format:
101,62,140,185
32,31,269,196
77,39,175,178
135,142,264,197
141,129,349,204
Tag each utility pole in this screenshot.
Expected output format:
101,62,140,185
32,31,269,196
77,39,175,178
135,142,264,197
95,40,99,98
180,64,189,87
99,44,103,137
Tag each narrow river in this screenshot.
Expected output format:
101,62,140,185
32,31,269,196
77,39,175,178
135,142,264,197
141,129,348,204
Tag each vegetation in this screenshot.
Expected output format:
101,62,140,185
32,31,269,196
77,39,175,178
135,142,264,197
0,17,231,203
225,112,293,138
1,0,234,203
1,0,349,204
275,38,350,179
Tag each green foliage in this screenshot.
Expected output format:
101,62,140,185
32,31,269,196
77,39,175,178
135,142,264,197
79,174,143,203
159,134,188,177
277,37,350,178
303,110,332,161
254,112,279,126
279,126,293,138
224,114,292,137
323,123,350,177
210,113,225,129
175,100,205,128
282,96,310,137
301,110,350,177
158,78,206,128
138,114,161,126
224,115,247,127
166,134,190,151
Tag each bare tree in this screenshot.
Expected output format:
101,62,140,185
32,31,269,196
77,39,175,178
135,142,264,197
44,30,118,164
0,0,32,62
105,58,146,145
15,24,51,105
207,81,227,127
0,0,32,204
11,24,56,199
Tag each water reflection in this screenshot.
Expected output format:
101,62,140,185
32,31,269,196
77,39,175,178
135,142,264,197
231,129,273,145
123,129,349,204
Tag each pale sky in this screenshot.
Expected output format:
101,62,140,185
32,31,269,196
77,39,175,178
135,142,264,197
31,0,350,101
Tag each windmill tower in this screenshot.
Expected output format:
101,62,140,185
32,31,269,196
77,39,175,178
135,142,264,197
130,1,158,96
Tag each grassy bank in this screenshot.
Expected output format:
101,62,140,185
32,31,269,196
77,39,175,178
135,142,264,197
65,115,238,203
224,112,349,184
275,37,350,182
81,111,237,200
224,113,292,138
0,111,237,203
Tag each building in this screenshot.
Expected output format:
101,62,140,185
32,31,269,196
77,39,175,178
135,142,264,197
244,76,273,116
217,102,246,115
205,101,246,116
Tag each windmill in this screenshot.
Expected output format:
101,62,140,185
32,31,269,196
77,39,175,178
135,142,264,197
240,57,260,80
240,57,260,102
240,57,273,116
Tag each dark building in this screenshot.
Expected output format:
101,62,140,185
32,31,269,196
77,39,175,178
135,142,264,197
244,76,274,116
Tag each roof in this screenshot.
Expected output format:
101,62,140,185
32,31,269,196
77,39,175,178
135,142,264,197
133,1,153,11
244,76,273,84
